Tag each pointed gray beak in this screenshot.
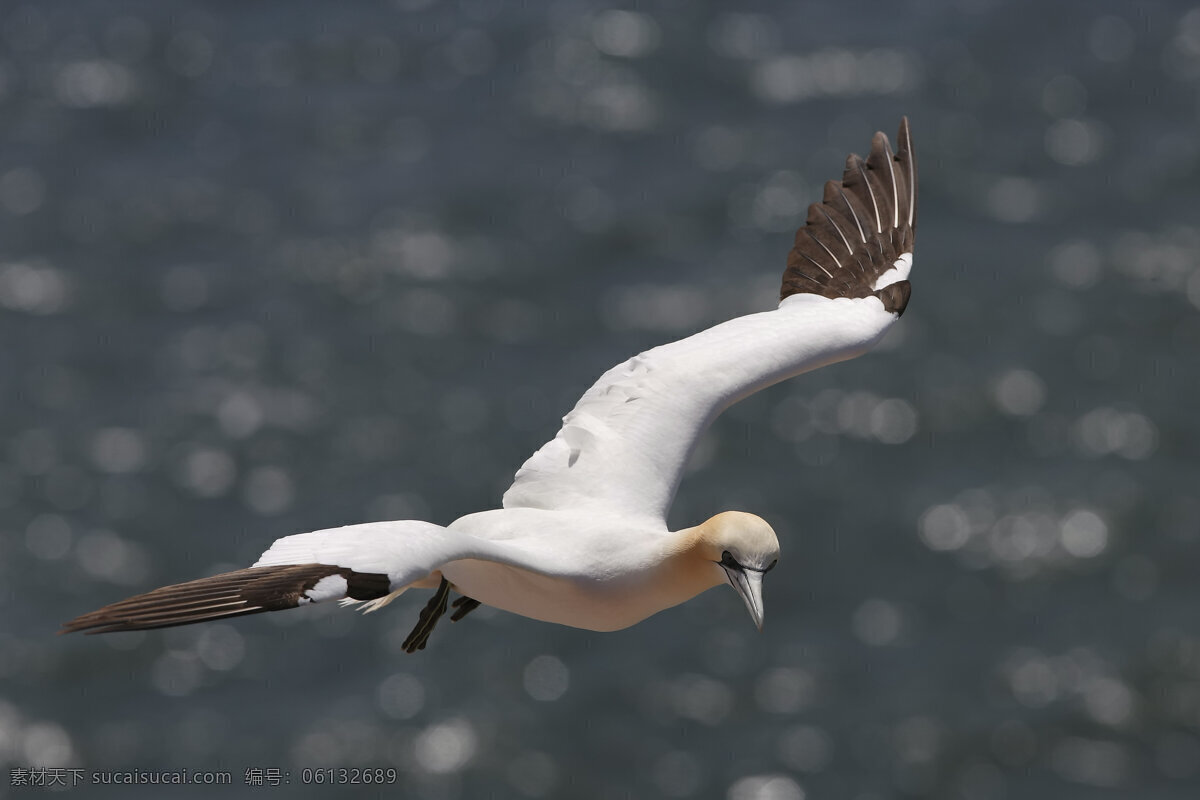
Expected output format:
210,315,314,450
722,566,765,631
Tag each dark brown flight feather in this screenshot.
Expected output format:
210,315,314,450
780,117,917,314
59,564,390,634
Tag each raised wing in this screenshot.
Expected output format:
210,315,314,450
501,119,917,524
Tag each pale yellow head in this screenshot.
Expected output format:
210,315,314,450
692,511,780,630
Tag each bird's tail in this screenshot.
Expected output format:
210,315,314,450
59,563,392,635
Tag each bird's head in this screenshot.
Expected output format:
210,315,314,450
696,511,780,631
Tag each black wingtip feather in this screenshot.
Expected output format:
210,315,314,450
874,280,911,316
61,564,391,635
780,119,917,303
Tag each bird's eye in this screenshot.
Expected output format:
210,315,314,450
719,550,740,569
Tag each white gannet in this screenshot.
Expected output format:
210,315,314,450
63,119,917,651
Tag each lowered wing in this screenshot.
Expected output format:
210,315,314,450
60,520,518,634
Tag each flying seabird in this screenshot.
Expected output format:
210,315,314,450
63,119,917,652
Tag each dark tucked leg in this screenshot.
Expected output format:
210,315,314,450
449,596,481,622
401,577,452,653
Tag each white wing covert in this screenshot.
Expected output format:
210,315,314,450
502,119,917,524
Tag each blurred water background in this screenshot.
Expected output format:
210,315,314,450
3,1,1200,798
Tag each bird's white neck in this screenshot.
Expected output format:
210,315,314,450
652,522,728,601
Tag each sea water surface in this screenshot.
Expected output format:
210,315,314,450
3,1,1200,798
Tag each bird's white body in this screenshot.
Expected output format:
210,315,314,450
244,510,735,632
64,119,917,645
446,510,715,632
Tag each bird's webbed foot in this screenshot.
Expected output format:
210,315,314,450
449,595,481,622
401,577,452,653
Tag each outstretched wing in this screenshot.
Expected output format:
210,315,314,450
60,520,507,634
502,119,917,524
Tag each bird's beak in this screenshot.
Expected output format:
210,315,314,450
723,566,765,631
